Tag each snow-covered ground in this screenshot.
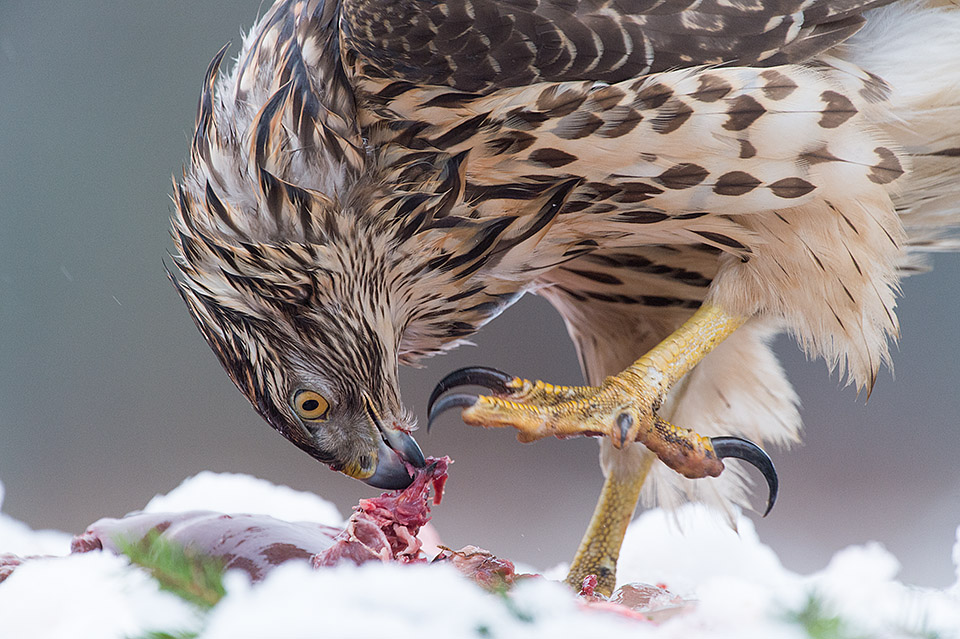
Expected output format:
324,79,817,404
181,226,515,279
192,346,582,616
1,473,958,639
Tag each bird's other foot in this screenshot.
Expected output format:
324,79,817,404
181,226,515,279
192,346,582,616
428,365,777,515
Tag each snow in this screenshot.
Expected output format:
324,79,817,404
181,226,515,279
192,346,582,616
142,470,344,526
955,525,960,596
1,553,200,639
616,503,799,598
0,483,72,557
1,473,958,639
200,562,642,639
814,544,960,635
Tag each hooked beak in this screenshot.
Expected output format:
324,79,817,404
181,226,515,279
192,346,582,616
359,396,426,490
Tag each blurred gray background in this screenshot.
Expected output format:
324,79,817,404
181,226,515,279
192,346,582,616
1,1,958,587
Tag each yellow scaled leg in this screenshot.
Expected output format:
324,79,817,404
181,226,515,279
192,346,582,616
564,453,652,594
427,302,778,594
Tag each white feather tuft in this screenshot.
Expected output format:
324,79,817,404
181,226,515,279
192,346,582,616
842,1,960,255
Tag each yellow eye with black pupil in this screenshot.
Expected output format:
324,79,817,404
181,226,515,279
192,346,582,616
293,390,329,420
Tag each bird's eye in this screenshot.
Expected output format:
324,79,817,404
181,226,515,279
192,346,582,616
293,390,330,421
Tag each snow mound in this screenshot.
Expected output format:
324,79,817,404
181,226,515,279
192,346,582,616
143,471,343,526
1,473,958,639
1,552,199,638
617,502,796,598
619,505,960,637
815,543,960,636
0,481,72,557
203,562,642,639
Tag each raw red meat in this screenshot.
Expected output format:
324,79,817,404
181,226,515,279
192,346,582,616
432,545,522,590
312,457,449,567
0,554,27,584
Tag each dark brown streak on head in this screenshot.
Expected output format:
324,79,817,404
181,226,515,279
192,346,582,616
193,43,229,171
167,261,325,460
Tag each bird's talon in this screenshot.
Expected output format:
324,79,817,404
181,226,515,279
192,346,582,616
427,366,520,415
427,392,479,431
710,436,779,516
615,412,634,448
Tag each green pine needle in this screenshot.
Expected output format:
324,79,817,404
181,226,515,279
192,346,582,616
116,530,226,609
786,593,860,639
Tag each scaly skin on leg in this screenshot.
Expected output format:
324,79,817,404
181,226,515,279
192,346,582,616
428,302,777,592
460,302,747,478
564,454,653,595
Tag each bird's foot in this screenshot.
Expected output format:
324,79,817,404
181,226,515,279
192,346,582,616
428,365,778,515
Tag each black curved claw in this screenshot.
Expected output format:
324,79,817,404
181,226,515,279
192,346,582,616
427,393,479,432
710,436,779,517
426,366,515,419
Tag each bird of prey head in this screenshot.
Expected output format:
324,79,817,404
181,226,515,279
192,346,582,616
166,7,551,489
170,202,427,488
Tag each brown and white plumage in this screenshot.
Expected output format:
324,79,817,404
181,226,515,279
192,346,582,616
171,0,960,552
341,0,890,91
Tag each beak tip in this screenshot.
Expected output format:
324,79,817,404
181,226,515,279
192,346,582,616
405,436,427,469
360,428,426,489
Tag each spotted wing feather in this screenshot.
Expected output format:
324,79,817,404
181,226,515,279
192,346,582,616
341,0,892,92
